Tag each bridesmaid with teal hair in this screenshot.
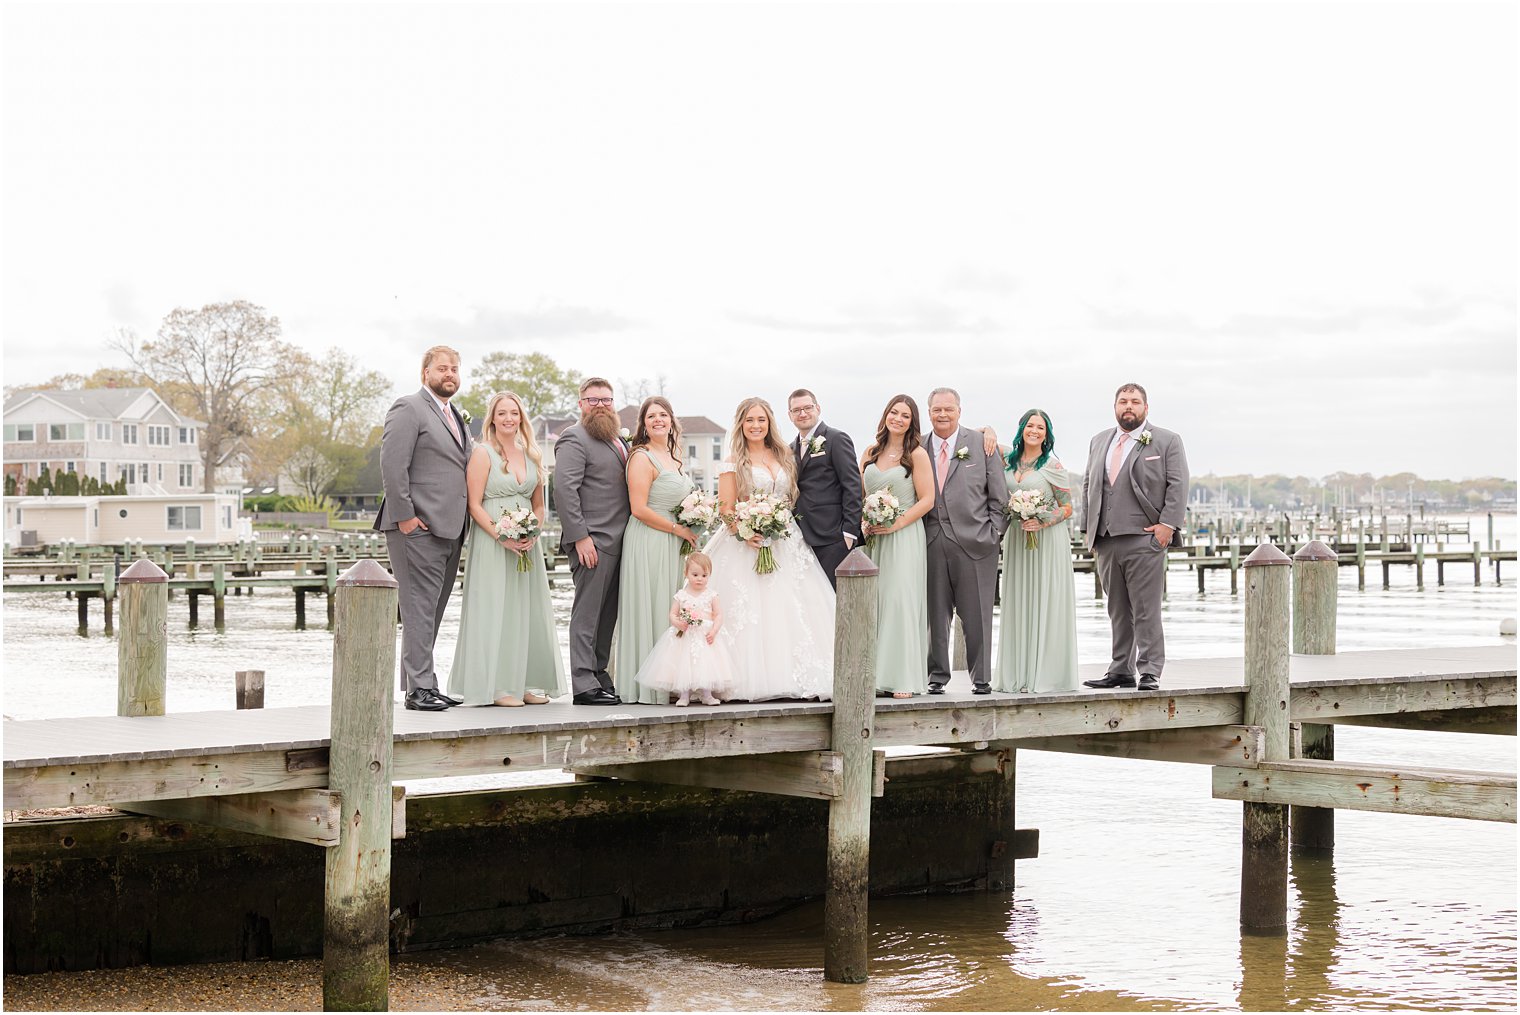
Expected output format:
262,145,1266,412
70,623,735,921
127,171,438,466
859,394,936,698
994,408,1079,693
447,390,567,706
614,396,700,703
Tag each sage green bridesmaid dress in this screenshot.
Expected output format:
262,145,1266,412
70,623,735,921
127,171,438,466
993,459,1079,693
863,462,928,695
447,446,566,705
614,449,696,704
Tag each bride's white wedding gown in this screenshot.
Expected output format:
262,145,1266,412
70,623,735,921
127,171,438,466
702,463,836,701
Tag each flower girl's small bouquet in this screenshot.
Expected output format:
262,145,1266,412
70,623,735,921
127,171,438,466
1006,489,1053,550
496,506,542,573
860,489,903,551
673,490,721,556
674,604,703,638
730,493,793,575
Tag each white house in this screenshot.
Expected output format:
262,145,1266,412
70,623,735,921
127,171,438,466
2,387,242,495
4,492,245,546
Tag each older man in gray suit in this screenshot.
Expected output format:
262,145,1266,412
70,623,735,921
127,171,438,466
554,377,633,706
1082,383,1190,692
924,387,1010,695
375,345,472,711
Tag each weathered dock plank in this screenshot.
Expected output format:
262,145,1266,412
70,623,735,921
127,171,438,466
1213,760,1518,822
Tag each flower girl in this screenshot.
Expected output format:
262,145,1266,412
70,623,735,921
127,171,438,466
634,552,737,706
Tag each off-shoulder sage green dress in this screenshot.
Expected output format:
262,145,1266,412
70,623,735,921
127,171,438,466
447,447,566,705
993,460,1078,693
614,450,696,704
863,463,928,695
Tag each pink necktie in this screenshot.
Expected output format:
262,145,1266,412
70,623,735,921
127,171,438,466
936,442,949,493
1107,432,1130,484
443,404,461,444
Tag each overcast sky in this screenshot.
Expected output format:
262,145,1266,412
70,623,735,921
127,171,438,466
2,1,1514,480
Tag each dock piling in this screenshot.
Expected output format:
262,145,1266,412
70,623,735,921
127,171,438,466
117,559,169,717
1240,543,1291,935
236,669,265,710
323,560,398,1012
1291,542,1337,851
824,548,879,985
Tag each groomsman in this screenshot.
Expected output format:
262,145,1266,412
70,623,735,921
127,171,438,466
788,389,864,589
923,387,1009,694
375,345,471,711
1081,383,1189,692
556,377,633,705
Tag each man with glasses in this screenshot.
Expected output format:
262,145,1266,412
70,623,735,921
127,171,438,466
555,377,632,704
788,389,864,589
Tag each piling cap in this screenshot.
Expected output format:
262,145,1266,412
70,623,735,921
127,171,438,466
1241,542,1292,568
118,558,168,583
1293,539,1338,562
337,558,399,588
834,546,880,579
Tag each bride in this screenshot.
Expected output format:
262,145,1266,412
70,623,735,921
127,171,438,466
703,397,836,701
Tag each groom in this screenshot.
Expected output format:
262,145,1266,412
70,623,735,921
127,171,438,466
556,376,633,705
788,389,864,588
923,387,1009,695
1081,383,1189,692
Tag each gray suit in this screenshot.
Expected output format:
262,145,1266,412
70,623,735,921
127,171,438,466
1082,422,1189,678
374,388,472,694
553,423,632,695
924,426,1010,689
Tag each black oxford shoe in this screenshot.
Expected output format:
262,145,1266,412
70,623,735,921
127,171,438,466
1082,673,1137,689
972,684,992,695
927,683,945,695
572,688,622,705
1137,674,1161,691
404,688,454,711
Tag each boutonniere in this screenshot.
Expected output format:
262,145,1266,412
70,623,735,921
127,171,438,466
617,427,632,445
954,446,970,461
456,406,472,426
809,435,827,454
1137,430,1152,446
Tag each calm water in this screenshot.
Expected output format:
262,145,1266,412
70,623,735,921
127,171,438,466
2,514,1515,1010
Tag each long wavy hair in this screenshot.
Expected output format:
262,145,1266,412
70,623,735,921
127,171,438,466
631,395,684,473
862,394,922,478
728,396,798,502
484,390,544,476
1005,408,1055,472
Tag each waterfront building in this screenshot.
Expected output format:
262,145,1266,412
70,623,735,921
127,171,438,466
3,491,245,546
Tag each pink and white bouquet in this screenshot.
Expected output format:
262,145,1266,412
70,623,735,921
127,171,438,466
674,604,703,638
860,489,903,552
496,506,542,572
729,492,793,575
673,490,721,556
1006,489,1053,550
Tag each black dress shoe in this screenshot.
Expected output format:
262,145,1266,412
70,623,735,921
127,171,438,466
875,689,893,698
1082,673,1137,689
430,688,464,705
1137,674,1161,691
572,688,622,705
927,683,945,695
972,684,992,695
404,688,454,711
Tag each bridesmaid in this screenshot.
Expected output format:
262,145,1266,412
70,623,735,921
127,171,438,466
614,396,700,704
859,394,935,699
994,409,1079,693
447,390,567,706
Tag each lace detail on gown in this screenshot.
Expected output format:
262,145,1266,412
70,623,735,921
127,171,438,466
703,464,835,700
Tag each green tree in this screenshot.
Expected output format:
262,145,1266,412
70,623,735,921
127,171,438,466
4,473,15,496
114,301,293,493
457,351,579,421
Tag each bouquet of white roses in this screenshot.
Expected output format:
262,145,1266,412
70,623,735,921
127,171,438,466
1006,489,1052,550
673,490,720,556
497,506,542,573
729,492,793,575
860,489,903,552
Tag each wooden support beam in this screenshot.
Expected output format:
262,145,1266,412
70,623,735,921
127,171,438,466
1319,705,1516,735
1291,676,1516,722
121,788,342,846
1213,760,1517,823
571,749,886,800
877,691,1246,747
1010,724,1263,767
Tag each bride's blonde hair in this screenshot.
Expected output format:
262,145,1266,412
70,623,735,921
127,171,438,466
728,396,797,502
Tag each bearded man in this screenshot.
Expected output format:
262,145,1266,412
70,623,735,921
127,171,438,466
554,377,633,705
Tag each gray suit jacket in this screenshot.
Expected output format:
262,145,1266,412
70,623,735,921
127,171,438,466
374,388,472,539
554,423,632,556
1082,423,1189,550
923,426,1010,560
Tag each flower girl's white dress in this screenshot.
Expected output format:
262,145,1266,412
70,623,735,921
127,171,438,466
699,463,836,701
634,586,738,697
